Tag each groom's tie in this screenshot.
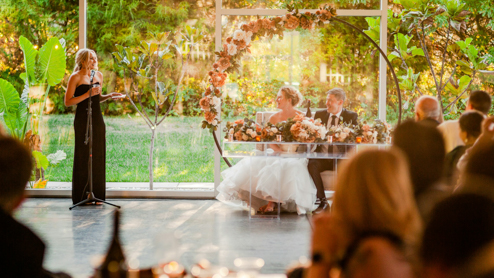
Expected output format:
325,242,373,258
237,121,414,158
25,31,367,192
329,115,338,127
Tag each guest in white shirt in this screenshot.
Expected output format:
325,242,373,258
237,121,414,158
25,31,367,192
438,90,492,153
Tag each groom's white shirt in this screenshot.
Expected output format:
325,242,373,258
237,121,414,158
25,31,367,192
320,110,342,153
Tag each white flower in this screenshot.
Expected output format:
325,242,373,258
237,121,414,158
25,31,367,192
366,131,373,137
343,127,351,134
227,43,237,55
299,130,308,139
233,30,246,41
271,127,278,133
373,137,377,144
246,128,253,134
340,133,348,140
211,96,221,107
229,128,234,134
212,119,218,126
373,131,378,137
242,134,248,141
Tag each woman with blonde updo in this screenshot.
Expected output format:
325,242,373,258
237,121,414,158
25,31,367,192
216,86,317,214
65,49,124,205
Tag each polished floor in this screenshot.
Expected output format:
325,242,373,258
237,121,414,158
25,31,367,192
15,198,313,278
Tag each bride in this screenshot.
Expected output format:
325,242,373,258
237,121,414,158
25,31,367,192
216,86,317,214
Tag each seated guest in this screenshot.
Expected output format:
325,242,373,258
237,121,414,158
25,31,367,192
305,149,421,278
393,120,450,222
438,90,492,153
456,140,494,199
414,95,441,126
444,111,484,186
457,115,494,169
421,194,494,278
0,137,70,278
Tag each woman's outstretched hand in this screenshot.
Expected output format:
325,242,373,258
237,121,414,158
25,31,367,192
110,92,126,100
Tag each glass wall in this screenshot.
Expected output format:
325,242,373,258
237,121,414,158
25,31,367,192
222,0,380,10
86,0,216,185
220,15,381,138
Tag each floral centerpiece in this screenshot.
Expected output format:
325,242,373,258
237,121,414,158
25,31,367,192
327,121,358,143
355,119,393,144
261,122,284,141
223,118,262,141
283,114,327,143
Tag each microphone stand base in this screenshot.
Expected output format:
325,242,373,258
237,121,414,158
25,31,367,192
69,192,121,210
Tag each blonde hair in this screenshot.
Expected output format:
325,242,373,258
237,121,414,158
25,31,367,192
279,86,303,107
73,48,97,72
331,148,422,253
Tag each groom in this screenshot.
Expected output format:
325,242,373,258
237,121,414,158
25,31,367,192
308,88,358,213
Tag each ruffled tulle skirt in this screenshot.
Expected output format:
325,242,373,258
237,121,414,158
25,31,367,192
216,157,317,214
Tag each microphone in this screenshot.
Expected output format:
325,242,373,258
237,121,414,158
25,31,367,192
90,70,96,83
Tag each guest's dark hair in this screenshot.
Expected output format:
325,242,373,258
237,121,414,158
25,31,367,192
392,120,445,195
421,194,494,268
466,141,494,181
459,111,484,139
469,90,492,115
0,137,33,204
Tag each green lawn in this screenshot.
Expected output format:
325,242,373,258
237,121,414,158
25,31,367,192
40,114,230,182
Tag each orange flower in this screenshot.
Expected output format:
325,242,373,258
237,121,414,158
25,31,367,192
234,130,243,141
285,15,300,30
250,21,261,33
211,72,227,88
290,122,303,138
234,119,244,125
300,17,313,30
204,111,216,123
256,125,262,133
33,179,48,189
293,114,305,122
205,87,212,96
217,57,231,72
199,97,210,110
233,39,247,50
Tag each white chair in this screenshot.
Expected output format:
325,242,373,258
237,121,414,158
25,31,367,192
255,111,335,197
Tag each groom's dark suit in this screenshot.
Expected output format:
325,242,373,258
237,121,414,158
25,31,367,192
308,108,358,199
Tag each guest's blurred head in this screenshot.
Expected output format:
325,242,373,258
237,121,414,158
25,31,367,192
0,137,33,214
457,141,494,200
332,148,421,249
73,48,98,72
326,88,345,114
467,90,492,115
421,194,494,278
459,111,484,145
277,86,303,108
415,95,440,123
393,120,445,195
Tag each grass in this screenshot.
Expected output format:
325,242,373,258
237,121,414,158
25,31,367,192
40,114,230,182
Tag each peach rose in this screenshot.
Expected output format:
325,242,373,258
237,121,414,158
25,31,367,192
226,43,237,56
205,87,212,96
293,114,305,122
205,111,216,123
226,37,233,44
214,88,221,96
234,130,242,141
300,17,313,30
362,124,371,132
217,57,231,72
211,72,227,88
241,24,252,32
233,39,247,50
250,21,261,33
290,122,303,138
199,97,210,110
284,14,299,29
234,119,244,125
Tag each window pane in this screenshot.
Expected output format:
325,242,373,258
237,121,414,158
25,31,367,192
221,15,380,136
0,1,79,184
87,0,216,186
222,0,380,10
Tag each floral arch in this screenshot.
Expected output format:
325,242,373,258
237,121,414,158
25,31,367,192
199,6,402,166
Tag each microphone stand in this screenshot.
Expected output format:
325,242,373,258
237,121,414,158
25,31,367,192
70,70,120,210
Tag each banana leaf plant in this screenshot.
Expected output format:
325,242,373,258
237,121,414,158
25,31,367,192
112,27,203,189
19,36,66,136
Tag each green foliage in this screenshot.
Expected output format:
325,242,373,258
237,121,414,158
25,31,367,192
0,78,28,139
32,150,49,170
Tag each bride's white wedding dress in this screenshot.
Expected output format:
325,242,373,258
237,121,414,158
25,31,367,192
216,144,317,214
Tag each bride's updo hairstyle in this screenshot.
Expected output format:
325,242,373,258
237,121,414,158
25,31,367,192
280,86,303,107
73,48,97,72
